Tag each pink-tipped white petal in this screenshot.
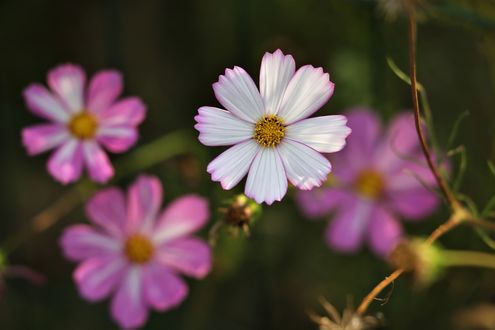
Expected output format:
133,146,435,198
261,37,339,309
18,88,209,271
97,97,146,126
111,267,148,329
47,64,86,113
60,224,121,261
194,106,253,146
47,139,84,184
86,187,127,238
82,141,114,183
143,263,188,311
277,140,331,190
245,147,288,205
286,115,351,153
86,70,123,114
97,126,139,153
127,175,163,233
74,255,126,301
153,195,209,244
213,66,264,123
207,139,260,190
23,84,71,122
278,65,334,124
22,124,69,155
260,49,295,115
156,238,212,279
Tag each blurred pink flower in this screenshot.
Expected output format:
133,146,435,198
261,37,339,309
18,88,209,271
60,175,212,328
297,109,440,256
22,64,146,184
195,49,351,205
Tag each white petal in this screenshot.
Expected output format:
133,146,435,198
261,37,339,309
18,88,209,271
286,115,351,153
260,50,295,115
213,66,264,123
207,140,260,190
278,140,331,190
278,65,334,124
194,106,254,146
245,147,288,205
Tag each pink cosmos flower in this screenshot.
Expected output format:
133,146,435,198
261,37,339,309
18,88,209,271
296,109,440,256
22,64,146,184
60,175,212,328
195,49,351,205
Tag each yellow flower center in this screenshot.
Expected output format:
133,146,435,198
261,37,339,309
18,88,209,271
355,170,384,199
124,234,154,264
253,115,286,147
68,112,98,139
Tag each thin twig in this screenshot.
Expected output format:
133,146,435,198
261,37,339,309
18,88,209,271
408,6,458,209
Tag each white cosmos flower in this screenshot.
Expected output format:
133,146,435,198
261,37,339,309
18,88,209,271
194,49,351,205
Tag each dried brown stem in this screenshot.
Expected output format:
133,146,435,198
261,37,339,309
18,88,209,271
407,7,458,209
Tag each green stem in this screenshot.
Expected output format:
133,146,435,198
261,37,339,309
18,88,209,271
2,129,197,255
441,250,495,270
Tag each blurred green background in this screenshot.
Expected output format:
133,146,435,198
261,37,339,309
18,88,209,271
1,0,495,329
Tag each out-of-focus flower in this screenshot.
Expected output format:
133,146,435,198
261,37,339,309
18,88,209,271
310,298,383,330
195,49,351,205
297,109,440,256
22,64,146,184
60,175,212,329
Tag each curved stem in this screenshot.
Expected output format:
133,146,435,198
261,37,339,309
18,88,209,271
1,130,196,256
356,268,404,315
408,7,458,209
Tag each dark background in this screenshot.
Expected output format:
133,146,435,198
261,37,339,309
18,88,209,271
1,0,495,329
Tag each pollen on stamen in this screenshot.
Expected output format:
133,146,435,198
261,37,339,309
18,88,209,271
68,111,98,139
253,115,286,148
355,170,384,199
124,234,154,264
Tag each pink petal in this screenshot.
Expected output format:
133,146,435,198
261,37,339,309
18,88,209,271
245,146,288,205
207,139,260,190
86,187,127,237
194,106,253,146
111,267,148,329
142,262,188,311
374,112,420,172
367,205,403,256
296,188,350,219
156,238,212,279
23,84,71,122
59,224,121,261
278,65,334,124
325,197,373,253
277,140,331,190
86,70,123,114
259,49,295,115
97,126,139,153
127,175,163,233
286,115,351,153
22,124,69,155
47,64,86,113
47,139,84,184
387,188,439,220
82,141,114,183
97,97,146,126
153,195,209,244
213,66,264,123
74,255,126,301
329,109,381,182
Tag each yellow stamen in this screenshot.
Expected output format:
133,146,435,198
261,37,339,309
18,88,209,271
124,234,154,264
253,115,286,147
68,112,98,139
355,170,384,199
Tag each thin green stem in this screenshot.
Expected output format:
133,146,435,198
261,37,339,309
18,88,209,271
441,250,495,270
